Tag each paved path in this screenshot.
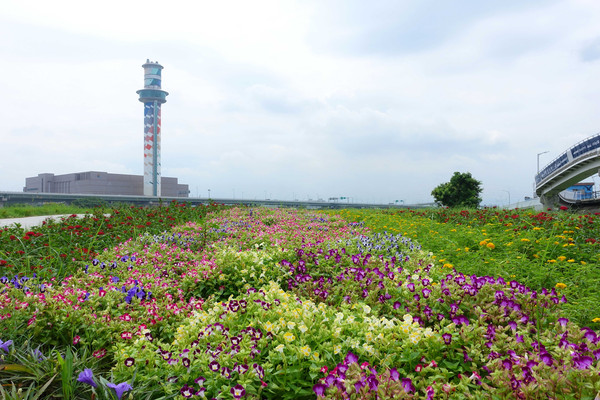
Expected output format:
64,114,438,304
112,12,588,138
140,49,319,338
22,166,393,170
0,215,82,229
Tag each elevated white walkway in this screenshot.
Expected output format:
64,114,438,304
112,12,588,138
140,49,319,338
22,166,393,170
535,134,600,207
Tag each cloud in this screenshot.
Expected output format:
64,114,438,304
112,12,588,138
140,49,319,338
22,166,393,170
580,37,600,62
307,0,559,56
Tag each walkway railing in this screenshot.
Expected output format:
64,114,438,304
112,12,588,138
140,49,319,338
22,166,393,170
535,133,600,186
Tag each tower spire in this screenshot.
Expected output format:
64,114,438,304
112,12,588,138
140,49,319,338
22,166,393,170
137,60,168,196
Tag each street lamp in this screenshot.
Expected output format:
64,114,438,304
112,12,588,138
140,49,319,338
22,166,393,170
537,151,549,174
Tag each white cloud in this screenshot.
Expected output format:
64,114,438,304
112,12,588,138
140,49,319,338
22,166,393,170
2,0,600,205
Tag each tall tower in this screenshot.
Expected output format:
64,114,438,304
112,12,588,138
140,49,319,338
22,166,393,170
137,60,168,196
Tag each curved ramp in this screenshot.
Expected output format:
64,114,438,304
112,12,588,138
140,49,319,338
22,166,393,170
535,133,600,207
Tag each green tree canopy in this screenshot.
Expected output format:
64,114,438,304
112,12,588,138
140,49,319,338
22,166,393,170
431,171,482,208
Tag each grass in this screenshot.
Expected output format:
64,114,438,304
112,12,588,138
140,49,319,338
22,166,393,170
0,203,93,219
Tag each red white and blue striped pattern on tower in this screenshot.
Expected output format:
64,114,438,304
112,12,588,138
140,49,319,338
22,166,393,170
137,60,168,196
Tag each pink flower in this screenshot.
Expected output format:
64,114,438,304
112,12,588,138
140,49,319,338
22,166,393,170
73,335,81,345
93,348,106,358
121,332,132,340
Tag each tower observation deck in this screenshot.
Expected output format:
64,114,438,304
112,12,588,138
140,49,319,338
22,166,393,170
137,60,169,196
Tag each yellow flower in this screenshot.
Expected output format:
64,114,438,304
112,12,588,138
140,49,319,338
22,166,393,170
557,256,567,261
592,318,600,323
298,324,308,333
284,332,295,342
333,344,341,354
486,242,495,250
275,344,285,353
312,352,320,361
555,283,567,289
263,321,274,332
300,346,311,357
567,259,575,263
521,238,530,242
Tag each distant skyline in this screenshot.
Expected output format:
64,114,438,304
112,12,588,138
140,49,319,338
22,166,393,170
2,0,600,205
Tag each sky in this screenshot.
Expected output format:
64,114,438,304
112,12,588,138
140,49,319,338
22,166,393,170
2,0,600,206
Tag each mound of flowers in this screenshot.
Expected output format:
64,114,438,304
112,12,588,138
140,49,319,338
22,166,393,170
1,207,599,399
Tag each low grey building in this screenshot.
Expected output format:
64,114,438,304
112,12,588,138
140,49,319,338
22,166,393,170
24,171,189,197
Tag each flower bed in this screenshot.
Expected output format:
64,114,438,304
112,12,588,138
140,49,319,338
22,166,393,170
1,207,599,399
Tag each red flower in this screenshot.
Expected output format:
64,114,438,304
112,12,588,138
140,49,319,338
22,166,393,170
92,348,106,358
415,364,423,372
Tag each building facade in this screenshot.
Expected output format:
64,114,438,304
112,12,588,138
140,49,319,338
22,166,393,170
23,171,189,197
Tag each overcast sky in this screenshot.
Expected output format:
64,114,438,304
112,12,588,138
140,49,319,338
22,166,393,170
2,0,600,205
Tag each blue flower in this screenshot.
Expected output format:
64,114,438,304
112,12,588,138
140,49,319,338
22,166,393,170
106,382,133,399
77,368,97,388
0,339,13,353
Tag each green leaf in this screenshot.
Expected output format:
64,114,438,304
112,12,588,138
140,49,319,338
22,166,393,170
0,364,35,374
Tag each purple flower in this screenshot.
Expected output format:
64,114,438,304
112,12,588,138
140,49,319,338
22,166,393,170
208,360,221,372
0,339,13,353
540,352,553,366
124,357,135,367
573,355,593,370
401,377,414,393
230,384,246,399
313,383,327,396
106,382,132,400
77,368,97,388
389,368,399,381
354,379,365,393
557,317,568,327
407,282,415,292
366,375,379,391
345,352,359,365
442,333,452,345
180,384,195,398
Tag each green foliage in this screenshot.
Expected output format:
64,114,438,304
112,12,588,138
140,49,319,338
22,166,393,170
431,171,482,208
0,203,90,219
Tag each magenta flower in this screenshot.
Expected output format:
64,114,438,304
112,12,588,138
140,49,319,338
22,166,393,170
389,368,399,381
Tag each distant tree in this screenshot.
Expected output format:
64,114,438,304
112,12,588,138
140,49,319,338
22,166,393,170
431,172,482,208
